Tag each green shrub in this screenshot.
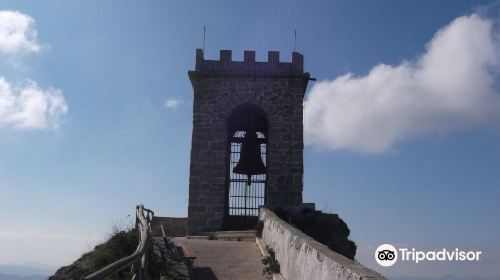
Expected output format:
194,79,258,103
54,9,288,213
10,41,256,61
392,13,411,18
262,246,280,275
90,230,139,270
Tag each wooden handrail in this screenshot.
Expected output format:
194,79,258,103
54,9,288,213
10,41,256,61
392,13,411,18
82,204,154,280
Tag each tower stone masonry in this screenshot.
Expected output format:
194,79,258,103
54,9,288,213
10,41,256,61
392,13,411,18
187,49,311,234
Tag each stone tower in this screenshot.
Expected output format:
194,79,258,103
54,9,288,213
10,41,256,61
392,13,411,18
187,49,311,234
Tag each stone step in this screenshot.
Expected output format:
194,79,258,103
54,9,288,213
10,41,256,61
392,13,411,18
172,237,268,280
187,230,257,241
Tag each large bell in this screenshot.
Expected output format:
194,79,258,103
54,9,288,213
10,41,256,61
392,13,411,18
233,130,266,185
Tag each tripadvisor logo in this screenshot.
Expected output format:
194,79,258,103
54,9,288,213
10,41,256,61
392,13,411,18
375,244,482,267
376,244,398,267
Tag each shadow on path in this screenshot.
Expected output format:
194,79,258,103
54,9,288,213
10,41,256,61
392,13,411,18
192,267,218,280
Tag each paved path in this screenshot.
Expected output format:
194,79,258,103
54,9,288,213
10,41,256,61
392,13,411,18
172,238,268,280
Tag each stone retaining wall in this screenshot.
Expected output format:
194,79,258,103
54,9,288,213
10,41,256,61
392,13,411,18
151,216,187,237
259,208,386,280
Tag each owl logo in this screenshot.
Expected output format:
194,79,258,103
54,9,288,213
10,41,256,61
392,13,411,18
377,249,395,261
375,244,398,267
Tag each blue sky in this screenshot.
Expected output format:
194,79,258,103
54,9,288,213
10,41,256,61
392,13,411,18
0,1,499,278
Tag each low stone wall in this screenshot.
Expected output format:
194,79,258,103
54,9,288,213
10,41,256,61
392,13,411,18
151,216,187,237
259,208,386,280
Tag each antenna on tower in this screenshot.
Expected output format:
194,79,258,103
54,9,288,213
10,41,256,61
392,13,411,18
203,26,206,52
293,29,297,52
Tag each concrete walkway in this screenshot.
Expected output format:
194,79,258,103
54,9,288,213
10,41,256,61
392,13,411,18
173,238,268,280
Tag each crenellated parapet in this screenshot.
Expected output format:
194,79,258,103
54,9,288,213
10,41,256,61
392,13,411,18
189,49,310,79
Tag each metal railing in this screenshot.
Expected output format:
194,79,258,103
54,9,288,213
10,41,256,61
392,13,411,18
83,204,154,280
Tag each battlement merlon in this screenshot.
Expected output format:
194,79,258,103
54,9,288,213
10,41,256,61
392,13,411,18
189,49,311,80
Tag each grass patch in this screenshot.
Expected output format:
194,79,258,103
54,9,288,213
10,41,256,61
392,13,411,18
89,230,139,272
208,233,217,240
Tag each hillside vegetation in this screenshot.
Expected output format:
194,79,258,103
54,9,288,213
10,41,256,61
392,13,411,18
49,229,138,280
273,207,357,260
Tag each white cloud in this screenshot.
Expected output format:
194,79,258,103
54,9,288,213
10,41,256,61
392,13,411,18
0,77,68,130
165,98,183,109
304,14,500,154
0,11,67,130
0,10,40,54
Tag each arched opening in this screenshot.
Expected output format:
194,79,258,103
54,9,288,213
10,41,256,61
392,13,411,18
224,104,268,230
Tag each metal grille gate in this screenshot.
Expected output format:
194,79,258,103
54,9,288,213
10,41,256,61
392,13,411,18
228,131,266,216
